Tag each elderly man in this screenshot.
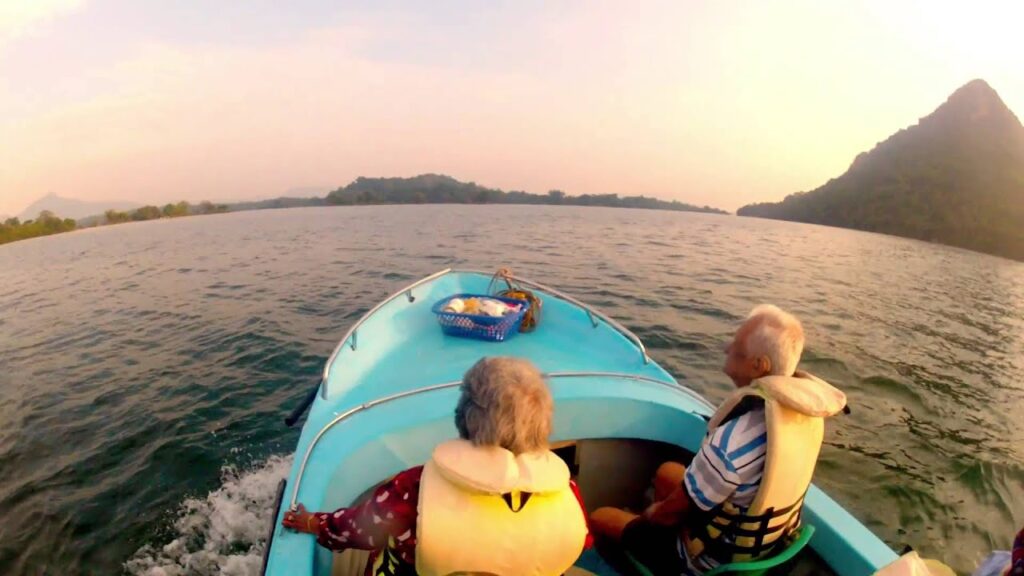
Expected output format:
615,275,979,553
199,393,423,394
592,304,847,575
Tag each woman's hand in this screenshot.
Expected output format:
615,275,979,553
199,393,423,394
642,486,690,526
282,503,320,535
642,501,676,526
641,501,662,522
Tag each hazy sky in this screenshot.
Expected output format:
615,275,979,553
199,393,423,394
2,0,1022,216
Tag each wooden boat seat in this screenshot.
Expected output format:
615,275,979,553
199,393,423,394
331,549,369,576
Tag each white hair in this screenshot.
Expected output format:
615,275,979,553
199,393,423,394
745,304,805,376
454,357,553,454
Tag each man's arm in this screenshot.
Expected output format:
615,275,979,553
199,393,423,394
649,417,751,527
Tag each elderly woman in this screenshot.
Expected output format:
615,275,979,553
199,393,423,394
283,356,592,576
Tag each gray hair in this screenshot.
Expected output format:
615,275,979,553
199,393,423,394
746,304,805,376
454,357,553,454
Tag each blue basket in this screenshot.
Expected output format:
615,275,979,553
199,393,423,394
431,294,530,342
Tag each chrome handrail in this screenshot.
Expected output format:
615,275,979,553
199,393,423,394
318,267,651,399
459,269,650,364
545,371,715,411
291,380,461,509
319,268,453,398
289,371,710,509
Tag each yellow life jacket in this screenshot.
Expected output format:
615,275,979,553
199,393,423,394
415,439,588,576
685,371,847,564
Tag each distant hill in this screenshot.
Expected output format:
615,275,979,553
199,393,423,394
8,177,722,234
738,80,1024,261
223,186,332,211
281,186,332,197
327,174,728,214
18,193,140,221
225,196,325,212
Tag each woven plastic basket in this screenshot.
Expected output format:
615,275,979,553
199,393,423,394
431,294,530,342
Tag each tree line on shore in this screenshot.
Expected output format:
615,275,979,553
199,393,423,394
0,212,78,245
3,174,725,247
1,201,228,246
100,201,228,224
325,174,727,214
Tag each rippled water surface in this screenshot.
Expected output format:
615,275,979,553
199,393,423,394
1,206,1023,575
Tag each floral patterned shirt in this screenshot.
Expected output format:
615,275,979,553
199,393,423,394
313,465,592,576
1012,524,1024,574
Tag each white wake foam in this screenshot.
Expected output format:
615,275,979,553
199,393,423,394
125,455,292,576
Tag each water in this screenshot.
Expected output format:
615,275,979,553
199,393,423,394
1,205,1022,575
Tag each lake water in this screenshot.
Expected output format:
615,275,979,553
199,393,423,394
1,205,1022,575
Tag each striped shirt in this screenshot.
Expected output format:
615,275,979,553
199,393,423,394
682,407,768,572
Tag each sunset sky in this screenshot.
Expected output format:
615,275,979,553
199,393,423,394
2,0,1022,216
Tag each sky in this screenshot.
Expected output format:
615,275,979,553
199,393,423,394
1,0,1023,216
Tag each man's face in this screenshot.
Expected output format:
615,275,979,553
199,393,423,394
722,318,768,388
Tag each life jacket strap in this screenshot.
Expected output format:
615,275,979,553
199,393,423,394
694,493,806,559
710,494,804,525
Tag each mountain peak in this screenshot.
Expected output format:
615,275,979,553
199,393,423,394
18,194,141,220
931,78,1021,130
954,78,995,96
738,80,1024,261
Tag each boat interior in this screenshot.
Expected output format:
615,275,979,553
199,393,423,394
327,437,837,576
265,270,883,576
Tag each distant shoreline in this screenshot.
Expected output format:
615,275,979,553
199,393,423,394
6,173,734,247
6,204,1023,267
321,174,728,215
0,201,729,248
227,198,730,215
0,201,228,247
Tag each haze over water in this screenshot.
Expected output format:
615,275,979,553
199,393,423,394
1,206,1022,575
4,1,1024,217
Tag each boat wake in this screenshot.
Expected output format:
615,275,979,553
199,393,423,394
125,455,292,576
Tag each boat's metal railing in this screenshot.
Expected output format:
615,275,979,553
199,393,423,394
289,371,714,509
317,268,453,399
460,268,650,365
314,268,651,402
546,371,714,411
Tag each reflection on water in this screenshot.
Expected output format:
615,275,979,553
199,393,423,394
0,205,1022,575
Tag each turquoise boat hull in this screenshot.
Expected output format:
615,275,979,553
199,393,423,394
263,269,896,576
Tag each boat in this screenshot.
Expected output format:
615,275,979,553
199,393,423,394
261,268,898,576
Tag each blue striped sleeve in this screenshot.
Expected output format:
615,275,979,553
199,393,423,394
728,431,767,460
685,409,769,512
684,443,742,511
